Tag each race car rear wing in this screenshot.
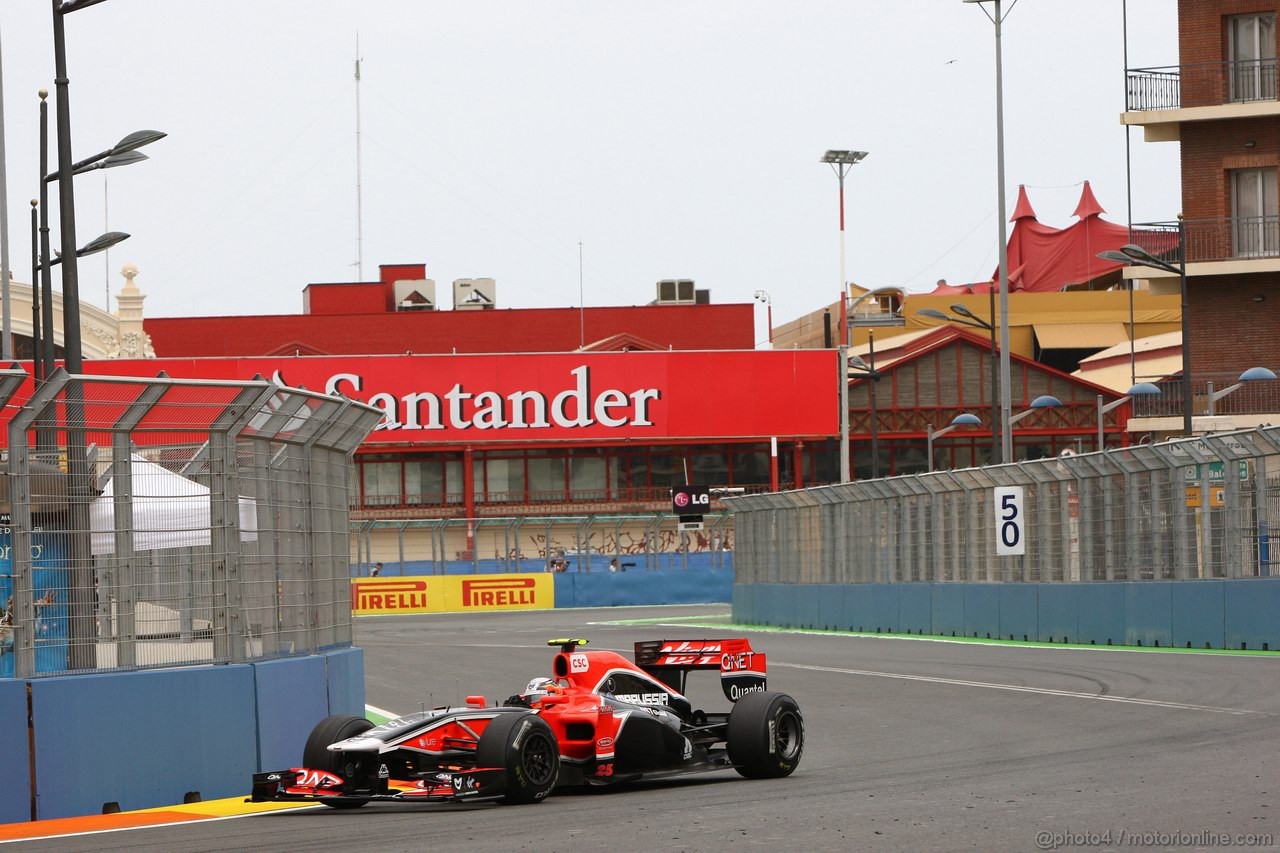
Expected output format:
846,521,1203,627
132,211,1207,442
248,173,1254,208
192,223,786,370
634,639,767,702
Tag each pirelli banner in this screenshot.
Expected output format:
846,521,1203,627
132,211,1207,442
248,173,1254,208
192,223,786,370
351,574,554,616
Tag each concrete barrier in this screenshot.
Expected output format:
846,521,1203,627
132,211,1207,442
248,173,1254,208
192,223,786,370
732,580,1280,651
254,656,329,771
0,679,29,823
1224,579,1280,650
0,647,365,821
553,568,732,609
30,665,259,819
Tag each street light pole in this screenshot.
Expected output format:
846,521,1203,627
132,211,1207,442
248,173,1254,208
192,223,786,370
838,344,850,482
821,150,867,346
966,0,1014,463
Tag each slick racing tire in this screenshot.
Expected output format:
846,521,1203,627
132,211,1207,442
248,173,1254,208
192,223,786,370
475,712,559,805
726,691,804,779
303,714,375,809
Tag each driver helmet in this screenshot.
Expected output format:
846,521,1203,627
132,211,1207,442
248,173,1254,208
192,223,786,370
522,677,555,702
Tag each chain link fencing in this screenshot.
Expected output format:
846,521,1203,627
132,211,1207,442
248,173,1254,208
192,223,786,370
0,368,381,678
727,426,1280,585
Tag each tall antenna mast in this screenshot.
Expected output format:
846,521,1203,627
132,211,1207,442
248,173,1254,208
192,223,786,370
104,173,110,309
354,33,364,280
578,241,584,349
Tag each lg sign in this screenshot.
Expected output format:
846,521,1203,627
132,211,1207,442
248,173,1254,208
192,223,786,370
671,486,710,515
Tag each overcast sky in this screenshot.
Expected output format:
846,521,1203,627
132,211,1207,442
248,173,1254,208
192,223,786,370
0,1,1180,340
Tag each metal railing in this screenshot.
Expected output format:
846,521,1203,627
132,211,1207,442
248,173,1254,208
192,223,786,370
0,368,382,678
1127,60,1279,111
1130,217,1280,265
727,427,1280,584
1130,374,1280,419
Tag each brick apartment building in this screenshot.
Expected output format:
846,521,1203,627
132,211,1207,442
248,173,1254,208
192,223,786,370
1122,1,1280,426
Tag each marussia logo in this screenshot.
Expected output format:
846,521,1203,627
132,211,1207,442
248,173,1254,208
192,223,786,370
305,365,662,433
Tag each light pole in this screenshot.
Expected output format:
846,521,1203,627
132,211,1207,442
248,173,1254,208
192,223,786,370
1009,395,1061,427
919,305,1001,462
50,0,148,670
927,412,982,472
848,349,881,479
1096,383,1160,450
1098,231,1190,434
838,344,850,482
1205,367,1277,416
821,149,867,346
965,0,1014,463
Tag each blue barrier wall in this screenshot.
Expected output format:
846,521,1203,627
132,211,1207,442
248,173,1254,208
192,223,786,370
30,665,259,819
553,568,732,608
0,679,30,824
735,580,1280,651
0,647,365,821
255,656,329,771
326,647,366,716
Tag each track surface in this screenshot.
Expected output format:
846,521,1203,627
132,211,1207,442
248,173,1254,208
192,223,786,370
13,605,1280,852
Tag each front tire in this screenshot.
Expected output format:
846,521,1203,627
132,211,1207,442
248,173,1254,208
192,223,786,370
302,714,374,809
726,691,804,779
475,712,559,804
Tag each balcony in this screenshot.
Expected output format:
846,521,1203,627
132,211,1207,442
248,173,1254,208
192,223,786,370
1126,218,1280,276
1129,373,1280,433
1123,60,1280,140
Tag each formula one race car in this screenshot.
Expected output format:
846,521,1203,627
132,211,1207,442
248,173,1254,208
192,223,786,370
249,637,802,808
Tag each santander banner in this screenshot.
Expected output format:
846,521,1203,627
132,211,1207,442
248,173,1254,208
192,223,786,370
86,350,836,443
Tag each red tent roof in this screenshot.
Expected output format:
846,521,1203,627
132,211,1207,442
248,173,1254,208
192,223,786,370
928,182,1160,295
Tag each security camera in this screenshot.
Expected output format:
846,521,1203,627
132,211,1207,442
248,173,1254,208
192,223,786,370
753,290,768,303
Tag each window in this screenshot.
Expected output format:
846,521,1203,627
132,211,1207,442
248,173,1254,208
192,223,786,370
528,456,566,502
569,456,608,501
474,456,525,503
1232,168,1279,257
1229,14,1277,102
361,460,401,506
406,457,463,505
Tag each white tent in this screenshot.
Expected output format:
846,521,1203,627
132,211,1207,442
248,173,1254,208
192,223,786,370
90,455,259,556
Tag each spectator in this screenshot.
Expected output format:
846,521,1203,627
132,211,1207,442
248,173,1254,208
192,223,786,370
371,562,383,577
608,557,621,572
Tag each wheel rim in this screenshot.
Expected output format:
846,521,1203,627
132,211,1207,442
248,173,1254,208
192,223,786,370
521,732,557,786
775,711,802,761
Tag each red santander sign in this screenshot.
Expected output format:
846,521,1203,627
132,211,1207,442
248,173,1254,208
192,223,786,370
86,350,836,443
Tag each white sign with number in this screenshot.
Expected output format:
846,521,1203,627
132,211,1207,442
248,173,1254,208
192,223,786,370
994,486,1026,556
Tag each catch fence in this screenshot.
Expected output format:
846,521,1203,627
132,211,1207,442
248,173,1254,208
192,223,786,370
351,512,735,574
0,368,381,678
727,426,1280,585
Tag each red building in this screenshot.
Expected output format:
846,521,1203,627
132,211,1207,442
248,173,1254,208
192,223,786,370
115,262,1129,522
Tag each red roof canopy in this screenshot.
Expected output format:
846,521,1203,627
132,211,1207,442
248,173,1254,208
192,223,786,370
929,182,1161,295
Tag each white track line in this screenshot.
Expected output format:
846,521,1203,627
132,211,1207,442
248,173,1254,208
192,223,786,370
779,662,1266,716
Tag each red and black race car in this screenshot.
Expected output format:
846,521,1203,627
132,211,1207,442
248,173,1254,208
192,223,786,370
249,637,803,807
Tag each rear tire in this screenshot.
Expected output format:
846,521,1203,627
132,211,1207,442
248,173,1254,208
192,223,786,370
302,714,374,809
726,691,803,779
475,712,559,804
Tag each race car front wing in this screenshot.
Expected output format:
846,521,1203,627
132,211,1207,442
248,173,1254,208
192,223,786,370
249,765,509,806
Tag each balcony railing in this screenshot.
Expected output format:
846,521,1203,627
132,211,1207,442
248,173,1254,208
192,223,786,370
1126,60,1278,111
1129,217,1280,265
1131,374,1280,420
